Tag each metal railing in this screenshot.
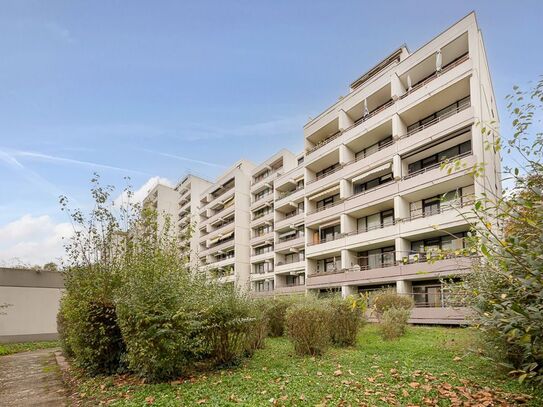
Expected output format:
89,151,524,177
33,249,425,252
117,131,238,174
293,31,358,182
347,179,396,201
408,195,475,221
403,100,471,138
276,233,305,244
346,139,395,166
251,170,283,186
307,165,344,185
402,151,472,180
399,53,469,100
307,199,344,215
346,219,396,236
277,185,304,200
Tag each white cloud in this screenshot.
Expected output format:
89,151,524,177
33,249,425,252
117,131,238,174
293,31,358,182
0,215,73,267
114,176,174,207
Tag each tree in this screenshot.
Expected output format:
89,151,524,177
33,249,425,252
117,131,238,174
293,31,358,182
457,78,543,385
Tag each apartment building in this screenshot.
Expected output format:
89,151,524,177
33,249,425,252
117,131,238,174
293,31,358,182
198,160,256,288
175,175,212,265
249,150,297,294
298,12,500,323
142,183,179,234
272,152,307,295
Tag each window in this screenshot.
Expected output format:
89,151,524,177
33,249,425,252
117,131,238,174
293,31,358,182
407,96,471,133
253,170,270,184
254,262,273,274
286,274,305,286
296,179,304,189
411,232,467,253
316,194,340,210
297,156,305,165
320,224,341,243
316,163,340,180
356,209,394,233
254,244,274,255
355,135,393,160
353,173,393,195
254,280,274,292
407,140,472,175
254,224,273,237
357,246,395,270
317,257,340,273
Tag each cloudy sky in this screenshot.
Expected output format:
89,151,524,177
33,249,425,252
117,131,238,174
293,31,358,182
1,0,542,266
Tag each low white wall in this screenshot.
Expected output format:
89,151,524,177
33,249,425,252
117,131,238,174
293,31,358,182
0,268,64,343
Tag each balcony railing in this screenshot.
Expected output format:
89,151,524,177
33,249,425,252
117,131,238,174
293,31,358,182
307,199,344,215
402,151,472,180
307,165,344,185
253,210,273,221
307,233,346,246
345,219,396,237
251,170,283,186
403,99,471,138
346,179,396,202
277,185,304,200
283,209,303,220
275,257,304,266
398,53,469,100
252,192,274,204
306,99,395,156
346,139,395,166
409,195,475,221
276,233,304,244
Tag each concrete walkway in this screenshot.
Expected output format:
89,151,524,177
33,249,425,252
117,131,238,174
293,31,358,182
0,348,69,406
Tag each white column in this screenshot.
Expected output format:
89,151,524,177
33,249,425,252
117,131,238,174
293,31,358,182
396,280,412,295
342,285,358,298
338,109,354,131
392,154,402,180
392,113,407,140
394,195,409,221
391,73,406,101
341,249,357,270
395,236,410,263
339,179,352,200
341,213,357,235
339,144,355,164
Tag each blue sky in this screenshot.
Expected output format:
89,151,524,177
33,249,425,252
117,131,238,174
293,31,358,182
0,1,542,264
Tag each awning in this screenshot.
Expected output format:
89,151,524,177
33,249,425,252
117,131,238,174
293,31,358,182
278,230,296,239
209,236,221,244
351,162,391,184
220,231,234,240
308,185,340,201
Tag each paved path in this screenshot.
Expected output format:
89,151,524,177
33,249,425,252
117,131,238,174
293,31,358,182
0,348,69,406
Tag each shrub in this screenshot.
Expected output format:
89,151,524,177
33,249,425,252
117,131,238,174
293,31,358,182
263,297,295,337
285,299,331,356
371,289,413,320
60,266,126,375
245,301,269,355
328,296,365,347
380,307,410,340
200,284,255,366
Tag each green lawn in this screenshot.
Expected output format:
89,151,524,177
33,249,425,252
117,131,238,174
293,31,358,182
0,340,59,356
74,325,541,406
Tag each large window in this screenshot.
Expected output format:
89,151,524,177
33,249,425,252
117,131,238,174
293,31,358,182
357,209,394,233
411,232,467,254
316,194,340,210
316,257,341,273
353,173,393,195
316,163,341,180
407,140,472,175
355,135,393,160
357,246,395,270
286,274,305,286
254,280,274,292
320,224,341,243
254,244,274,255
254,224,273,237
253,170,270,184
407,96,471,133
254,262,273,274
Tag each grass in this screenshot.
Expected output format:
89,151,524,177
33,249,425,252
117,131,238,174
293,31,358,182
0,340,59,356
74,325,542,406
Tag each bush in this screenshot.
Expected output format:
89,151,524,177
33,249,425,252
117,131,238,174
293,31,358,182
371,289,413,320
328,296,365,347
200,285,255,366
263,297,296,337
57,297,73,358
60,267,126,375
285,299,331,356
245,301,269,355
379,307,410,340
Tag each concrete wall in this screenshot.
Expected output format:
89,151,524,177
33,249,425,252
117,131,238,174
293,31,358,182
0,268,64,343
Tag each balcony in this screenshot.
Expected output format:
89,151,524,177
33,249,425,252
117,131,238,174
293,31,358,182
251,170,283,192
275,284,306,295
275,186,305,209
251,192,274,210
306,252,474,289
275,211,304,231
306,199,345,226
344,181,399,214
251,231,274,246
306,99,395,156
251,210,274,226
275,234,305,252
202,204,235,228
275,260,306,274
250,250,275,263
398,53,469,102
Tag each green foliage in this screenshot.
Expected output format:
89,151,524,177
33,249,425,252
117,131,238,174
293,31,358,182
456,79,543,384
328,296,366,347
379,307,411,340
245,301,269,355
285,299,331,356
0,341,59,357
371,289,414,320
262,296,297,337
